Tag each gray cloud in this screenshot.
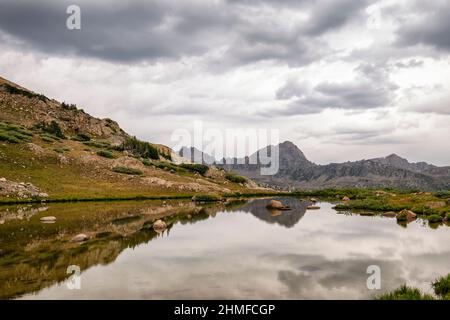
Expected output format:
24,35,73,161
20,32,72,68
395,1,450,52
269,63,398,116
304,0,372,36
0,0,374,68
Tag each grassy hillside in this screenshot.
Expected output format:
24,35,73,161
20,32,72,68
0,76,268,203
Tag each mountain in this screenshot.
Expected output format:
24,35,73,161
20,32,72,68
0,76,265,201
181,141,450,191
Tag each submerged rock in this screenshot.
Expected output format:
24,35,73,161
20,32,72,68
382,211,397,217
153,219,167,232
266,200,291,210
71,234,89,242
40,216,56,222
397,209,417,222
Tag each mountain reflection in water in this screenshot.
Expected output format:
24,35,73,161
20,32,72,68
0,198,449,300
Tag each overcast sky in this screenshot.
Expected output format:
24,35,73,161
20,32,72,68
0,0,449,165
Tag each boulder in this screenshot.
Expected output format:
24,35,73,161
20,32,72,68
71,234,89,242
307,205,321,210
266,200,291,210
342,196,350,201
40,216,56,222
153,219,167,232
397,209,417,221
267,200,284,209
310,198,318,203
0,177,6,182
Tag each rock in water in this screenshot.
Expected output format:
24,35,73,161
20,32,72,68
382,211,397,217
40,216,56,222
399,209,417,220
266,200,284,209
71,234,89,242
153,219,167,232
310,198,318,203
307,205,321,210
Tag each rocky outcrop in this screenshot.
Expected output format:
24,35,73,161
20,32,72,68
0,178,48,199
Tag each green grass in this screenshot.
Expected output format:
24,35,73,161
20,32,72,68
53,147,70,154
112,166,143,176
377,285,434,300
97,150,114,159
0,122,33,143
192,194,222,202
225,173,247,184
71,133,91,142
378,273,450,300
83,140,111,149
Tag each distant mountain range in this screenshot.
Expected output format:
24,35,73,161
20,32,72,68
179,141,450,191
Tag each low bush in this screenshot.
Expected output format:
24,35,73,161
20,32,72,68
119,136,159,160
72,133,91,141
53,147,70,153
446,213,450,221
225,173,247,183
180,163,209,175
35,121,65,139
433,190,450,198
0,132,20,143
97,150,114,159
83,140,111,149
432,274,450,298
428,214,443,223
1,83,48,101
0,122,33,143
377,285,434,300
112,166,143,175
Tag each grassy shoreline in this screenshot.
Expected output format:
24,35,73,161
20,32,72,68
0,191,293,205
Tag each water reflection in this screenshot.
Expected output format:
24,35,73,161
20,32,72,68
0,198,449,299
237,198,307,228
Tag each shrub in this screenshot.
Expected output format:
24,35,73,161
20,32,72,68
192,194,222,202
1,83,48,101
0,122,34,143
180,163,209,175
433,190,450,198
119,136,159,160
83,140,111,149
36,121,65,139
446,213,450,221
112,166,143,175
97,150,114,159
432,274,450,298
61,102,78,111
225,173,247,183
377,285,434,300
72,133,91,141
53,147,70,153
428,214,443,223
0,132,20,143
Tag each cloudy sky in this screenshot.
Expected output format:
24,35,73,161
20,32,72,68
0,0,449,165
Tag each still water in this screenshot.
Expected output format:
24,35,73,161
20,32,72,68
1,198,449,299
